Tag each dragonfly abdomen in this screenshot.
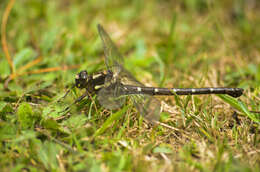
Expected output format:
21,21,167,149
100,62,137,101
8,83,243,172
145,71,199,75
123,85,243,98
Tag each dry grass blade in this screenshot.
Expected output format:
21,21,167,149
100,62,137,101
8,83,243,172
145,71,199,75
1,0,16,73
25,65,79,75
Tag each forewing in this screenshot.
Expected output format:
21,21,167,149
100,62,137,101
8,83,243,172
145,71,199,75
97,24,161,121
97,24,124,76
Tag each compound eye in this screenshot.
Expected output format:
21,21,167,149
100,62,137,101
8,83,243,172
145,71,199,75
82,73,87,79
79,70,88,79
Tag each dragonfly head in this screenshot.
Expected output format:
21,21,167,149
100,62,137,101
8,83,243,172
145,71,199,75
75,70,89,89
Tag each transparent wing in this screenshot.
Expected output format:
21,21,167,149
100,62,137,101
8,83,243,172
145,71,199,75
97,24,124,76
97,24,138,84
131,94,161,122
97,82,126,110
119,69,162,121
97,24,161,121
97,70,162,121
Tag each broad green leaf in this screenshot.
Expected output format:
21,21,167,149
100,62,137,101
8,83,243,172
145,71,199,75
0,101,7,111
17,102,35,129
41,118,60,130
153,146,173,154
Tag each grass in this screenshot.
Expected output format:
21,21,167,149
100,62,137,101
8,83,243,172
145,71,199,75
0,0,260,171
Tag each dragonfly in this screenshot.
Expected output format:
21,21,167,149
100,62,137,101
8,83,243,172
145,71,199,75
69,24,243,122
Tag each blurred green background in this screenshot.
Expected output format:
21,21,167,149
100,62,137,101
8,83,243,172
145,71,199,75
0,0,259,171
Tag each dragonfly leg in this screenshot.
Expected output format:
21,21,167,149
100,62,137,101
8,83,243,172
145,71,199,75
59,91,89,113
57,84,76,102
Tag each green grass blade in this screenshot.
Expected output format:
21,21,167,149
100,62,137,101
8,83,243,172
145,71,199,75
217,95,243,111
93,106,129,137
218,95,260,124
238,101,260,124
